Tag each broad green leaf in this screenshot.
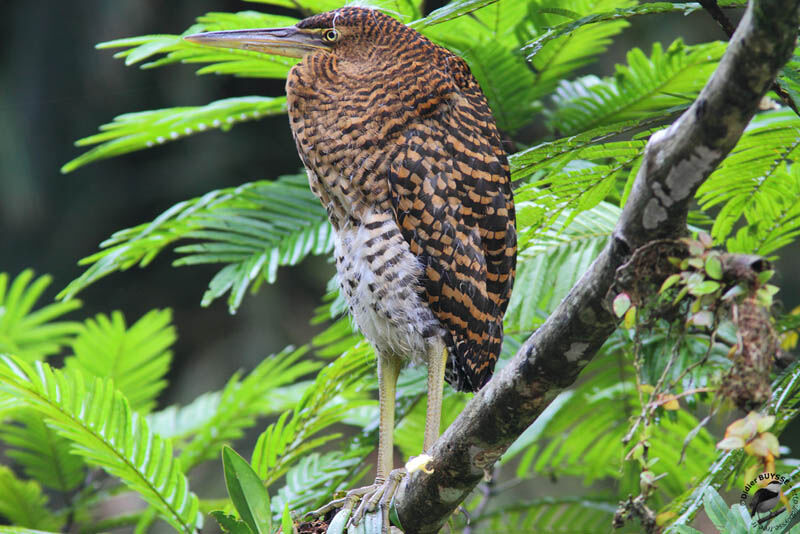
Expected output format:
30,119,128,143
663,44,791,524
211,511,253,534
223,446,272,534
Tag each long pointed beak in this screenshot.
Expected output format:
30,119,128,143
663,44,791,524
183,27,329,59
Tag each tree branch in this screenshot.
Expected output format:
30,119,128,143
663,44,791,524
698,0,800,116
394,0,800,530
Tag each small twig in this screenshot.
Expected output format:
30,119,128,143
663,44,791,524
652,387,713,408
699,0,800,116
670,326,719,390
757,506,787,525
698,0,738,35
462,482,491,534
680,409,715,464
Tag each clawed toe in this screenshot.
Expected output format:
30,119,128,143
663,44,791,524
350,468,406,525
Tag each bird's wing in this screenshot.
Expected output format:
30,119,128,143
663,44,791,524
387,54,516,392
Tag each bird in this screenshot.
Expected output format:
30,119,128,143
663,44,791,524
185,5,516,525
750,480,782,516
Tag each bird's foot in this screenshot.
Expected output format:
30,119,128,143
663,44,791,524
349,468,405,528
349,454,435,527
305,455,435,532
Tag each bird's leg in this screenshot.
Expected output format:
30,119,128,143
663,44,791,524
376,353,403,482
348,353,403,527
424,340,448,452
307,353,403,524
358,343,447,524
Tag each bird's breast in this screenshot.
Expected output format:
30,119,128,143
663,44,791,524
334,209,444,361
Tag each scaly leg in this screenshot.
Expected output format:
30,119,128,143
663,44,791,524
424,339,448,452
376,353,403,481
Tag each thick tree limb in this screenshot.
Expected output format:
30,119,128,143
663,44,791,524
394,0,800,530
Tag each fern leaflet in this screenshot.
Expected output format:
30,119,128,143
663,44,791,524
547,40,725,135
178,346,320,471
0,356,200,533
0,466,62,531
0,271,81,363
59,175,333,313
64,309,175,413
0,412,85,492
62,97,287,173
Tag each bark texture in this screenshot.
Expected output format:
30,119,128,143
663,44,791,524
394,0,800,530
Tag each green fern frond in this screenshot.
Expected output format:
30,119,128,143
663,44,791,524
97,12,298,75
547,40,725,135
725,171,800,256
522,0,636,99
0,356,199,533
435,36,541,132
505,200,619,333
409,0,506,29
777,44,800,111
0,411,85,492
178,346,320,471
62,96,287,173
467,496,617,532
510,119,648,182
514,140,644,226
0,271,81,363
64,309,175,413
696,111,800,253
148,391,222,441
512,351,716,506
0,466,62,531
271,450,367,517
59,175,332,313
252,343,375,487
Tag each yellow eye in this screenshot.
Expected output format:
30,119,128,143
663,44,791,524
323,29,339,43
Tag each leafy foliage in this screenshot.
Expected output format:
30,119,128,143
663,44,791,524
251,343,374,486
59,175,332,313
464,496,617,533
0,465,62,531
0,412,85,493
0,270,82,362
0,355,200,533
64,309,175,413
523,0,637,100
697,110,800,255
178,346,321,471
98,12,300,77
505,200,620,333
62,97,287,173
547,39,725,135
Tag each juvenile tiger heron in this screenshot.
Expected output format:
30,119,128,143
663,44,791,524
187,6,516,524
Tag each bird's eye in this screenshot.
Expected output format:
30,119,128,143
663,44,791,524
323,29,339,43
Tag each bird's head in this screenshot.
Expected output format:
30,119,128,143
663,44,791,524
184,7,414,65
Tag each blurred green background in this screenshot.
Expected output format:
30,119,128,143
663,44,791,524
2,0,799,520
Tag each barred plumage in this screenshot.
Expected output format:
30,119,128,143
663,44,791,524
288,7,516,392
